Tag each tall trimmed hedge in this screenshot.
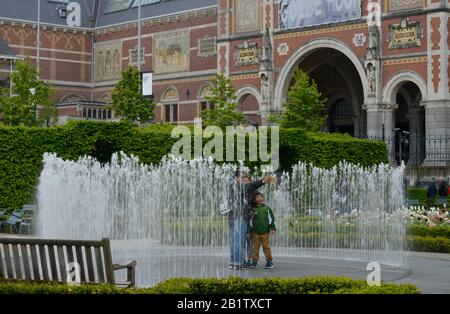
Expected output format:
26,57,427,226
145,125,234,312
0,121,387,211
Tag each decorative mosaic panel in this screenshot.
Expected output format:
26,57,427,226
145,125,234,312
94,41,122,82
235,0,260,33
388,0,423,12
153,30,190,74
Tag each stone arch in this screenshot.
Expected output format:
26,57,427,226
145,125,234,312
235,85,262,107
382,71,427,107
60,93,85,103
274,38,368,110
197,83,213,99
100,93,112,103
161,86,180,102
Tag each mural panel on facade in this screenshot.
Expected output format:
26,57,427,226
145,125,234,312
235,0,260,33
94,41,122,82
153,30,190,74
279,0,361,30
388,0,423,12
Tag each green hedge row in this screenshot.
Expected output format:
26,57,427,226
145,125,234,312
0,121,388,211
0,276,420,294
407,188,450,205
407,224,450,239
406,235,450,253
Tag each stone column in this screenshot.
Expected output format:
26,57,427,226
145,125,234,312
425,9,450,166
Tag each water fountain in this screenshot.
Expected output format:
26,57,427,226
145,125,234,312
37,152,406,287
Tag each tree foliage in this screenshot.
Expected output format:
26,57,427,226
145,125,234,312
201,73,244,129
269,69,326,131
0,57,56,126
110,66,155,124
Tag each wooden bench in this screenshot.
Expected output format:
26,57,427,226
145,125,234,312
0,237,136,287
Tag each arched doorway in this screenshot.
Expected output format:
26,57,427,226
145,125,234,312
236,87,262,127
281,47,365,136
393,82,425,165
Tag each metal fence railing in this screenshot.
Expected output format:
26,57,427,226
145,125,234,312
359,134,450,166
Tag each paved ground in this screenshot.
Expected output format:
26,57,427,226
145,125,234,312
1,234,449,293
110,242,450,293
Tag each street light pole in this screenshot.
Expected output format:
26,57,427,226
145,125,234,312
37,0,41,79
137,2,142,72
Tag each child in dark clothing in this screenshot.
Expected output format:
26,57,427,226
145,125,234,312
248,192,276,269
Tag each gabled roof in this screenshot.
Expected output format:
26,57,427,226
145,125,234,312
96,0,217,28
0,0,94,29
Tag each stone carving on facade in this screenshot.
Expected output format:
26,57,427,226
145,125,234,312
367,63,376,95
259,29,273,111
367,14,379,60
94,41,122,82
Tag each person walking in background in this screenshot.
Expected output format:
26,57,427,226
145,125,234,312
427,179,438,207
438,178,449,199
249,192,276,269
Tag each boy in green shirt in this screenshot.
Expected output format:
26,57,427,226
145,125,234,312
248,192,276,269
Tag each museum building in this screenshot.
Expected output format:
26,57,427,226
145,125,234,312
0,0,449,181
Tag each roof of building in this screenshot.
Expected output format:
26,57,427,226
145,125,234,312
0,0,217,29
96,0,216,27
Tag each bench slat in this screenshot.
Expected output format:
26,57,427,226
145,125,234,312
3,244,13,279
102,238,115,284
75,246,86,283
39,245,49,281
0,244,4,278
12,244,22,280
57,246,66,282
30,244,40,280
20,244,32,280
85,246,95,282
47,245,58,282
94,247,105,283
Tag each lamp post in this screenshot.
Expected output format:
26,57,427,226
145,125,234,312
137,1,142,72
393,128,410,166
37,0,41,79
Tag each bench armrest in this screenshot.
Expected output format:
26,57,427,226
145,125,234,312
113,260,137,287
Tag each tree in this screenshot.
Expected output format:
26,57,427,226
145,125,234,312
201,73,244,129
268,69,326,131
0,57,56,126
110,66,155,124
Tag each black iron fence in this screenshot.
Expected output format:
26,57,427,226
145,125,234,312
359,134,450,166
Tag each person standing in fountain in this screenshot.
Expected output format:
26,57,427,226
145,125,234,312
228,172,276,270
249,192,276,269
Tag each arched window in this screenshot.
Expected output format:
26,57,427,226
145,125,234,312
161,87,179,123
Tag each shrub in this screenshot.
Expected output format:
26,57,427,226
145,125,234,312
0,277,420,294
